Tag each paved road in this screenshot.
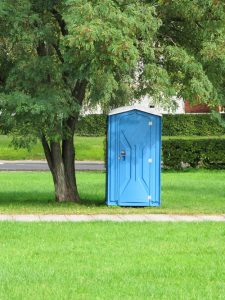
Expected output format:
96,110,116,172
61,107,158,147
0,214,225,222
0,160,105,171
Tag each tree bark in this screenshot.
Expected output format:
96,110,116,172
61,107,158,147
40,80,87,202
62,116,80,202
41,135,79,202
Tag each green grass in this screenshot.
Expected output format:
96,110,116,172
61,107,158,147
1,134,225,161
0,135,104,161
0,170,224,214
0,222,224,299
162,135,225,140
74,136,104,161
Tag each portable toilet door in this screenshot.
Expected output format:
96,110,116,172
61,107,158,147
106,106,162,207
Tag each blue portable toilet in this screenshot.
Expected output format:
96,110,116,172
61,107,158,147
106,105,162,207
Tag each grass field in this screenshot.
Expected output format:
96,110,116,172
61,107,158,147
0,135,104,160
0,170,224,214
0,222,224,299
1,135,224,161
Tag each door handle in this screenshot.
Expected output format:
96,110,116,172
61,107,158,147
121,150,126,157
118,150,126,160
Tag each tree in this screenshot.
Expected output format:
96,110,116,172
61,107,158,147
0,0,159,202
149,0,225,109
0,0,224,202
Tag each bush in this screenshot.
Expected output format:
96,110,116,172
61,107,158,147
103,136,225,169
76,114,107,136
163,137,225,169
76,113,225,136
162,114,225,136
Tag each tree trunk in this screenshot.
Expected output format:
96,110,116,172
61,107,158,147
41,136,80,202
40,78,87,202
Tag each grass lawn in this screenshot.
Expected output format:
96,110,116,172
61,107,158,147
1,134,225,161
0,170,224,214
0,135,104,161
0,222,224,299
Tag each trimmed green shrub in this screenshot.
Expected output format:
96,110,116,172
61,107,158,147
76,113,225,136
103,136,225,169
162,114,225,136
76,114,107,136
163,137,225,169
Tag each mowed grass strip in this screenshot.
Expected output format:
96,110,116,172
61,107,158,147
0,135,105,161
0,170,224,214
0,222,224,300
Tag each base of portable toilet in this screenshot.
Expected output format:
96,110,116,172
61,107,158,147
106,105,162,207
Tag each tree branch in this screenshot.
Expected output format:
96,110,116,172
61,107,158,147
41,134,54,172
72,80,87,105
51,43,70,87
52,43,64,63
51,8,68,36
36,41,47,56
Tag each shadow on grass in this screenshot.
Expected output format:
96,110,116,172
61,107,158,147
78,197,105,207
0,170,225,214
0,182,224,208
0,191,106,208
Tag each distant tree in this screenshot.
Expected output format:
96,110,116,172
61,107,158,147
0,0,224,202
145,0,225,109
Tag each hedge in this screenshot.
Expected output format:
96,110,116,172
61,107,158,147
76,113,225,136
76,114,107,136
163,137,225,169
162,114,225,136
103,136,225,169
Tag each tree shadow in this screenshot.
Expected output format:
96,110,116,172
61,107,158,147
0,190,106,209
78,197,106,207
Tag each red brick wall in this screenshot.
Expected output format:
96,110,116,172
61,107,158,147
185,101,211,113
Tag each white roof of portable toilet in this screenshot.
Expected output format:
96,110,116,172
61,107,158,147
108,105,162,117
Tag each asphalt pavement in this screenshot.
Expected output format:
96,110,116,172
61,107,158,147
0,160,105,171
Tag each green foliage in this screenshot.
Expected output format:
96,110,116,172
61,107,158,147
151,0,225,107
76,114,107,136
0,0,160,144
0,1,224,138
162,114,225,136
163,137,225,170
74,113,225,136
0,0,224,155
